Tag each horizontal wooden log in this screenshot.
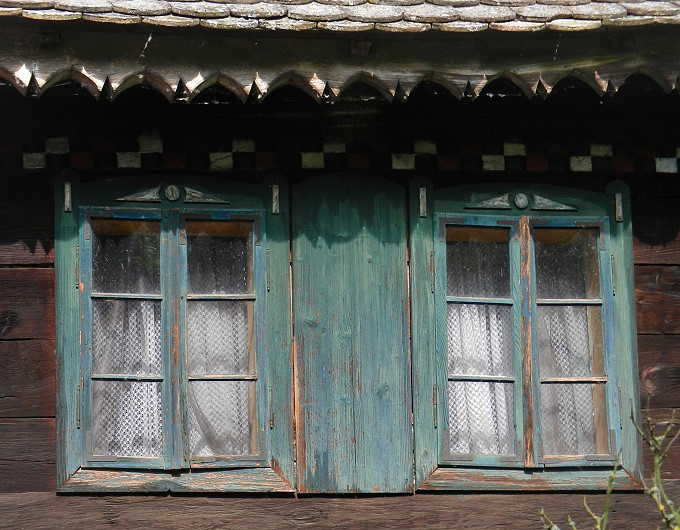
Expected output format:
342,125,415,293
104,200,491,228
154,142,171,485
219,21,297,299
635,236,680,266
635,265,680,335
0,268,54,340
0,177,54,265
0,339,54,417
0,419,54,493
639,335,680,409
0,486,677,527
0,210,53,265
641,409,680,481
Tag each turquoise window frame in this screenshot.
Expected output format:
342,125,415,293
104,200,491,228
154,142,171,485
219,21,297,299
56,175,295,493
410,178,642,491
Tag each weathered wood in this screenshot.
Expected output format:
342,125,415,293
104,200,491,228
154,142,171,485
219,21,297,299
641,408,680,481
638,335,680,408
635,236,680,265
0,339,54,417
0,419,55,493
292,174,412,493
0,268,54,340
635,265,680,335
60,468,295,493
1,487,678,527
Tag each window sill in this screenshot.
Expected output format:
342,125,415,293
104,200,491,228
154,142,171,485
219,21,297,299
58,467,295,493
418,467,643,492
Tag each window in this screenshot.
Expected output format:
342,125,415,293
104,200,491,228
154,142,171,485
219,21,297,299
410,180,642,490
56,177,294,492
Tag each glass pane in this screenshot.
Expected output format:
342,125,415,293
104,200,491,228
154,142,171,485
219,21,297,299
446,226,510,299
92,299,162,376
447,303,512,377
448,381,514,455
187,221,253,294
188,381,255,457
187,301,252,375
538,306,603,378
541,383,608,456
92,381,162,458
534,227,600,299
91,219,160,294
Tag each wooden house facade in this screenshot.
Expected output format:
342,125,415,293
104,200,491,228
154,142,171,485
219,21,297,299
1,1,680,526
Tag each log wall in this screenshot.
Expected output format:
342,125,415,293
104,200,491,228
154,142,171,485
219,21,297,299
1,81,679,523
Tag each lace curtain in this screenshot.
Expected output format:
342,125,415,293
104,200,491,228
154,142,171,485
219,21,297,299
446,229,600,457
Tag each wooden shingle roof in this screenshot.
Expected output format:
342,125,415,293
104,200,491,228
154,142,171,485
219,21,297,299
2,0,680,32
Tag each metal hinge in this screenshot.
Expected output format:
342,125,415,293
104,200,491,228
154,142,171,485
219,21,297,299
266,248,271,292
433,383,438,429
64,181,72,212
269,384,274,430
611,254,616,296
419,187,427,218
272,184,280,215
430,251,435,293
75,244,80,290
615,192,623,222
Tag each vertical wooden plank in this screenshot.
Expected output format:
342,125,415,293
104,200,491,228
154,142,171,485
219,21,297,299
519,216,535,468
409,177,437,488
55,172,81,489
292,174,412,493
263,174,295,489
607,181,642,480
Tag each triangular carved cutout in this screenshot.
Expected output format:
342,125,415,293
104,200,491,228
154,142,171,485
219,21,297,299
116,186,162,202
531,194,576,211
466,193,511,209
184,187,229,204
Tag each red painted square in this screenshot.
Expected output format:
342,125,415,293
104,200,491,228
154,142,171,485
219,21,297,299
69,153,93,170
526,156,548,172
437,155,460,172
613,157,635,172
347,153,370,170
163,153,187,170
256,152,278,170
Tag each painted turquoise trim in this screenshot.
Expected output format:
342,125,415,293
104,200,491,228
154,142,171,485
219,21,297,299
607,180,642,481
419,467,642,491
55,170,82,489
263,174,295,490
57,176,293,492
421,183,642,489
409,177,438,489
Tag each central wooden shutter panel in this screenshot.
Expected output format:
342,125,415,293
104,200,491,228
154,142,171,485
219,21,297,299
292,174,413,493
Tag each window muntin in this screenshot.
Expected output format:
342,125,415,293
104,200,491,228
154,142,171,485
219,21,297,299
441,217,618,468
82,210,265,469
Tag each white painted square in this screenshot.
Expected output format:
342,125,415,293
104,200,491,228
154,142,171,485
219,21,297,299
482,154,505,171
392,154,415,170
655,157,678,174
590,144,613,157
22,153,46,169
232,139,255,153
209,152,234,170
503,143,525,156
570,156,592,172
45,137,70,154
324,142,346,154
414,140,436,155
301,152,325,169
117,152,142,168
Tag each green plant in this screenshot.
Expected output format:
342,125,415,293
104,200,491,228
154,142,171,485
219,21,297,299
540,408,680,530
